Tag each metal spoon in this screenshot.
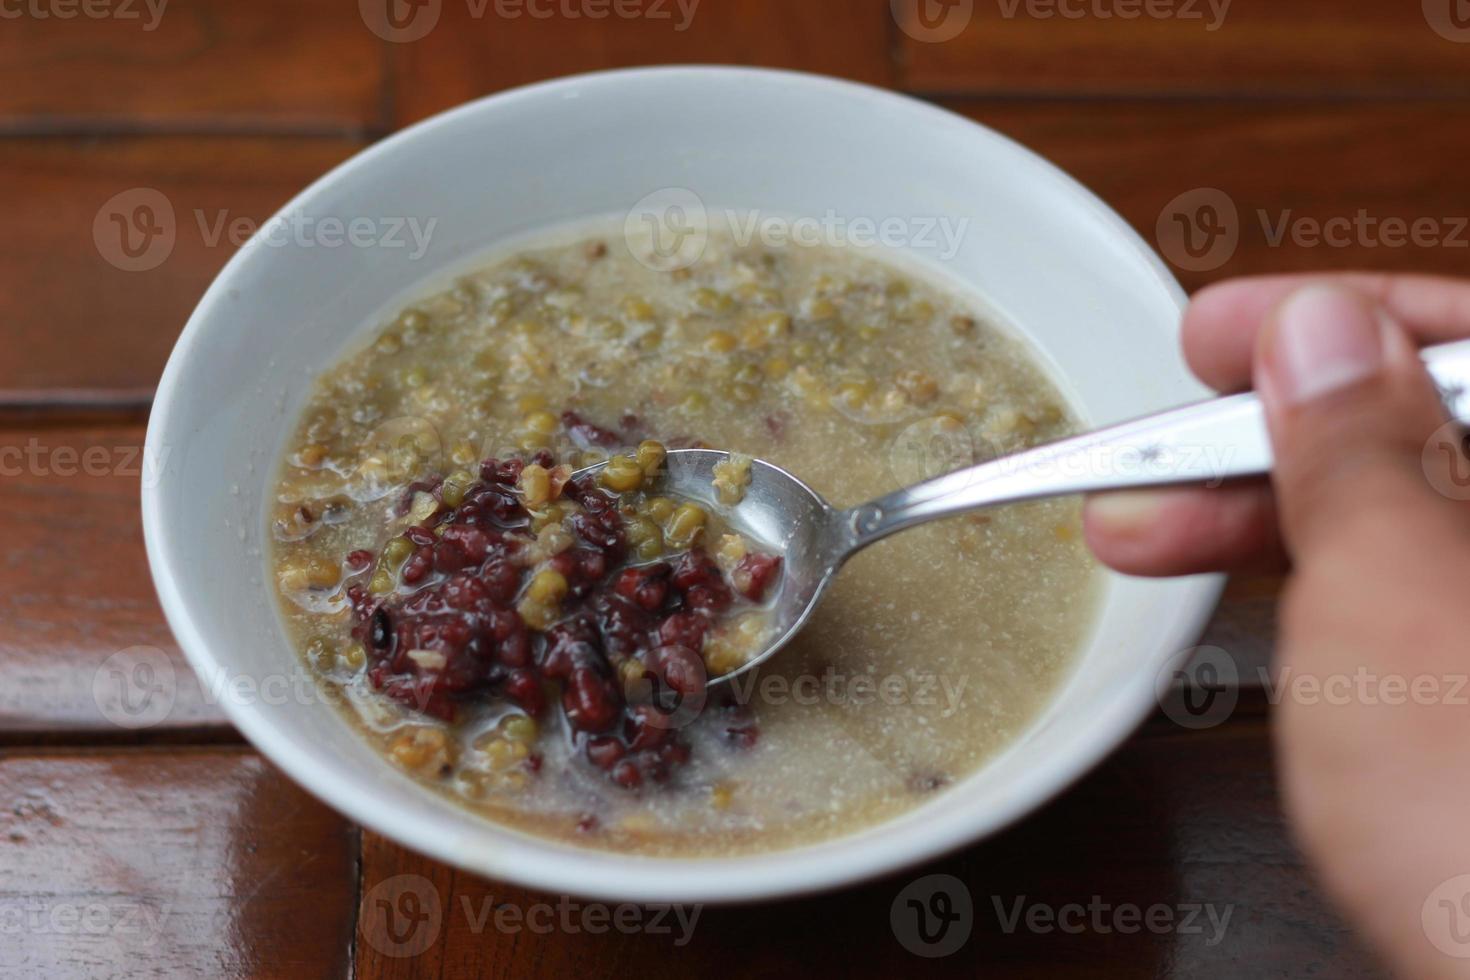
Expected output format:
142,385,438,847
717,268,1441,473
580,340,1470,686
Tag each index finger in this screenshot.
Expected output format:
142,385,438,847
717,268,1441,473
1183,273,1470,392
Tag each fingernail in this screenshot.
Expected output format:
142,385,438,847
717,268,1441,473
1263,286,1384,405
1087,490,1164,535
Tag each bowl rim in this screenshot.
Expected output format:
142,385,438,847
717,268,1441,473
142,64,1224,904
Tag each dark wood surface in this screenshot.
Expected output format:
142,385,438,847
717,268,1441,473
5,0,1460,974
898,1,1470,96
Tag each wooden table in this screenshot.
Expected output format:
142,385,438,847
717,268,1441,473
4,2,1464,975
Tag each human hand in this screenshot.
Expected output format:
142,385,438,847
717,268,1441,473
1084,274,1470,979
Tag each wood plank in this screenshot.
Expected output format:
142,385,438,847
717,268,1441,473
387,0,895,126
950,100,1470,293
8,103,1460,397
0,426,229,735
0,748,357,979
357,720,1381,977
0,137,363,396
0,0,385,132
898,0,1470,96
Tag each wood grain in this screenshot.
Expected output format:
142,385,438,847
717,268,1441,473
0,426,228,736
0,0,385,133
387,0,896,126
0,136,362,396
953,99,1470,293
0,5,1432,978
898,0,1470,96
4,101,1465,398
0,749,358,980
356,720,1381,978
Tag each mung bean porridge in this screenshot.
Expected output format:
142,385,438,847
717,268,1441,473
269,222,1100,856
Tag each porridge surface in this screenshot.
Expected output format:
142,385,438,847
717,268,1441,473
269,225,1100,856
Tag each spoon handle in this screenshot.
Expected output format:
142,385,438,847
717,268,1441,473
839,339,1470,556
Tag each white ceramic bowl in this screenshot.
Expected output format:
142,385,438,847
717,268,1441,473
143,67,1222,903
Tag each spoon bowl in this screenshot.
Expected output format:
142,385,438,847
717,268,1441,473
578,449,846,687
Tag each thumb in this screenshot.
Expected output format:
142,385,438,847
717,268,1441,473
1253,284,1455,560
